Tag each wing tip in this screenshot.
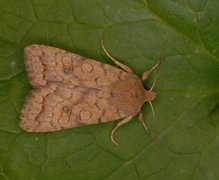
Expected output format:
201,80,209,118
24,44,47,87
19,115,39,133
19,91,39,132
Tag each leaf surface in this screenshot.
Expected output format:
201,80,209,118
0,0,219,179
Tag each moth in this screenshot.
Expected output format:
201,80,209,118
20,41,160,145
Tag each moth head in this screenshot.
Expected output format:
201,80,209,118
143,74,158,120
144,90,156,102
144,89,156,121
143,70,157,103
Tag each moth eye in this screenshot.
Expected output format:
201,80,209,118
62,106,71,113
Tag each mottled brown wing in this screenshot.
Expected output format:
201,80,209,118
21,44,147,132
24,44,130,88
20,82,128,132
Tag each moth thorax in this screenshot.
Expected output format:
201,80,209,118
144,90,156,102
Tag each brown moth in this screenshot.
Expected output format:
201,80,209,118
20,41,160,145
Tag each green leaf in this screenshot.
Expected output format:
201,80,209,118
0,0,219,179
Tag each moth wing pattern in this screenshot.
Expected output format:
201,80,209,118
21,44,147,132
24,45,130,88
20,82,126,132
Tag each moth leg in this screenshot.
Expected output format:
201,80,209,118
142,60,161,81
111,116,133,145
101,40,133,73
138,112,148,133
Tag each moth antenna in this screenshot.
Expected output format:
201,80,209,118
149,101,156,121
144,31,169,83
154,31,169,71
150,73,158,92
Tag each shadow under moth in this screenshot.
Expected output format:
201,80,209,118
20,41,160,145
